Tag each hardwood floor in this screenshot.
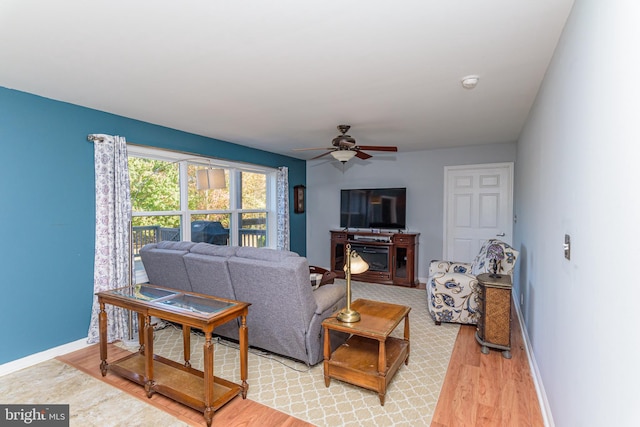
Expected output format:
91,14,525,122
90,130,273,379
57,300,543,427
431,303,544,427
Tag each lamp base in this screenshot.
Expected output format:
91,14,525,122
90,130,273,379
337,309,361,323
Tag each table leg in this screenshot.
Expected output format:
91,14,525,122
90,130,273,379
98,300,108,376
137,313,145,354
239,315,248,398
377,339,387,406
144,315,155,398
203,331,214,427
182,324,191,368
323,325,331,387
404,313,410,365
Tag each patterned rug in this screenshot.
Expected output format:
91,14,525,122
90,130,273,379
148,280,460,427
0,358,188,426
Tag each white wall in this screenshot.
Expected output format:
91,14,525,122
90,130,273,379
514,1,640,425
305,142,515,282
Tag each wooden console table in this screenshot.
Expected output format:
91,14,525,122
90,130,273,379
322,299,410,405
330,230,419,287
97,284,250,426
475,273,512,359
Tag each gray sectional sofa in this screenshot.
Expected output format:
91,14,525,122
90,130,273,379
139,241,347,365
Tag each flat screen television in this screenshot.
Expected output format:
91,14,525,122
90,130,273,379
340,187,407,230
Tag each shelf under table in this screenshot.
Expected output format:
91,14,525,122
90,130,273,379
326,334,409,392
110,352,242,413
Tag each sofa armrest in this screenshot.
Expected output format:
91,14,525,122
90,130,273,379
312,283,346,315
430,271,477,285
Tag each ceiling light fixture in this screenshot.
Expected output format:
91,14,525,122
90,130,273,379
196,168,226,190
330,150,357,163
461,75,480,89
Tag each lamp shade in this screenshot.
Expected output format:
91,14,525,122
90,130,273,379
197,168,226,190
330,150,357,163
345,251,369,274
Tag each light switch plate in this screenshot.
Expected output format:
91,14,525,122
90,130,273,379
564,234,571,260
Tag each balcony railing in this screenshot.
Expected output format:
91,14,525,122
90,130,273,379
132,224,266,256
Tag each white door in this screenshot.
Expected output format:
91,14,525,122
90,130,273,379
443,162,514,262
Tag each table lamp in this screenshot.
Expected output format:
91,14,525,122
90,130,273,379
486,243,505,278
337,243,369,322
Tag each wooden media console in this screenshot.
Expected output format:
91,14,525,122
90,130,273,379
330,230,419,287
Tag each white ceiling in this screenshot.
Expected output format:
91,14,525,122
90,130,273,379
0,0,574,160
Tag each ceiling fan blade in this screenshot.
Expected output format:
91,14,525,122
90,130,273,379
355,150,372,160
355,145,398,152
293,147,333,151
311,151,334,160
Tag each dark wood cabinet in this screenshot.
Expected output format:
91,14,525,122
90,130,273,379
330,230,419,287
475,273,512,359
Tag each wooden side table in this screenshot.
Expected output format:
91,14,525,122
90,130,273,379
322,299,410,405
475,273,512,359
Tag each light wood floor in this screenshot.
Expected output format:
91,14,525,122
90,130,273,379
57,302,543,427
431,304,544,426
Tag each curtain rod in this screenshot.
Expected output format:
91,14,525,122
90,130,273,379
87,134,105,142
87,134,140,145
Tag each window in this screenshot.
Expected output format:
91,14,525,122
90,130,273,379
128,146,276,280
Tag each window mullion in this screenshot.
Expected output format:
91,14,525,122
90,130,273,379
179,161,191,241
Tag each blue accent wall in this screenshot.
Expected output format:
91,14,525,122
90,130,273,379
0,86,306,364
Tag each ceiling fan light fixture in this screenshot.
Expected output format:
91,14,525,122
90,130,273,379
330,150,357,163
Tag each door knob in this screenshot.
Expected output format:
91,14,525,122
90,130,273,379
496,232,505,237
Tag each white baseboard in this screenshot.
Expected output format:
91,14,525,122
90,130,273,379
512,302,554,427
0,338,91,377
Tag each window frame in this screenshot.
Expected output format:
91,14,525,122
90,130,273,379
127,144,277,251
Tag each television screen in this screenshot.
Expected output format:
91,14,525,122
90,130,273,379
340,188,406,230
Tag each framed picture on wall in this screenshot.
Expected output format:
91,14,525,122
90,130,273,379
294,185,305,213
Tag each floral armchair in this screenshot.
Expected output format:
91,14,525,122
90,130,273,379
427,239,519,325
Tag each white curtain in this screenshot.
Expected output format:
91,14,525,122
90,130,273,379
87,135,133,343
276,166,290,250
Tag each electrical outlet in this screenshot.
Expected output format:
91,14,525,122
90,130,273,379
564,234,571,260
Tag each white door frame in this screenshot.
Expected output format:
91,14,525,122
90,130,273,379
443,162,514,262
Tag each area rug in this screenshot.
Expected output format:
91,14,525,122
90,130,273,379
0,358,188,426
149,280,460,427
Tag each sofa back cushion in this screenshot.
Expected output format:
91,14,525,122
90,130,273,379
190,242,239,258
183,253,236,301
234,246,299,262
183,245,240,339
226,254,316,362
471,239,520,276
139,242,196,292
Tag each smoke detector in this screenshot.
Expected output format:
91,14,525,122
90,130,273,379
461,75,480,89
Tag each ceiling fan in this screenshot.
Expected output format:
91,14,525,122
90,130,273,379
295,125,398,163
